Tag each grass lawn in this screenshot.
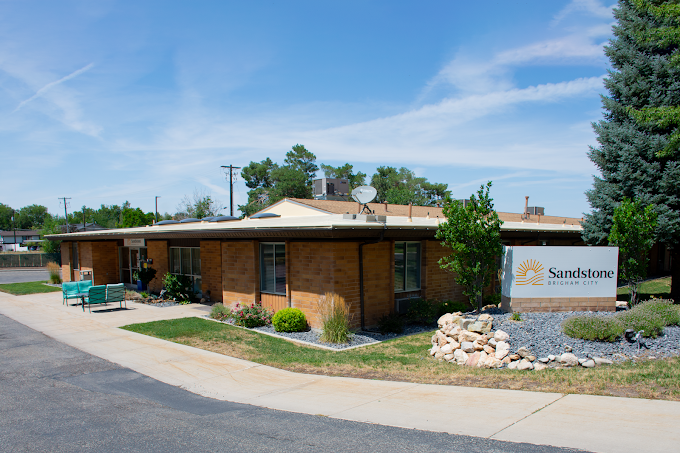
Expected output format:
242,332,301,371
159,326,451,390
0,281,61,295
617,276,671,301
122,317,680,401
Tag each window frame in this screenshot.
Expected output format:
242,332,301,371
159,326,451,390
394,241,422,293
259,242,286,295
168,246,202,294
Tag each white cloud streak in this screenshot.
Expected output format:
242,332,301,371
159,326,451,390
552,0,615,25
13,62,94,112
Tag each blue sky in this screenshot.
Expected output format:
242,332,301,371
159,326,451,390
1,0,616,218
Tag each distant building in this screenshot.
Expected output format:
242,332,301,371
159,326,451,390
0,230,41,251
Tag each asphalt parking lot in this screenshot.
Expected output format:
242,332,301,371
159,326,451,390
0,268,51,284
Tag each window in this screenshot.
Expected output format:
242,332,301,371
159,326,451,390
260,243,286,294
169,247,201,293
394,242,421,292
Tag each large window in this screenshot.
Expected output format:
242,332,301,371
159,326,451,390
395,242,421,292
260,243,286,294
169,247,201,293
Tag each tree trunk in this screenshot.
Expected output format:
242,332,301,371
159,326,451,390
671,250,680,303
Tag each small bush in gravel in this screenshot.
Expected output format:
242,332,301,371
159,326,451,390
317,292,353,343
377,312,405,335
232,302,273,328
272,308,307,332
617,299,680,338
407,298,438,325
562,315,623,342
210,304,231,321
47,262,62,284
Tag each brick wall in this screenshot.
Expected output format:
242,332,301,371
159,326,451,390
362,241,392,327
222,241,258,307
147,240,168,292
91,242,119,285
61,242,72,282
423,240,466,302
200,240,222,302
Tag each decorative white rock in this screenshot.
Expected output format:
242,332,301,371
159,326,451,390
461,341,475,353
593,357,613,365
517,359,534,370
559,353,578,367
581,359,596,368
494,330,509,342
454,349,469,365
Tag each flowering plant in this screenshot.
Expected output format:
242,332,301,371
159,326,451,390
232,301,273,328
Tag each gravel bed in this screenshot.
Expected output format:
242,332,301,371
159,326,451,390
136,300,180,308
489,311,680,361
216,318,433,350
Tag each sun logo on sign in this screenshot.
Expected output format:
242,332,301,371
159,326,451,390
516,259,544,286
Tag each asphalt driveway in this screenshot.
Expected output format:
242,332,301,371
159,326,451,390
0,268,51,284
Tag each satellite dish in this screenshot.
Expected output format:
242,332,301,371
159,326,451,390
351,186,377,204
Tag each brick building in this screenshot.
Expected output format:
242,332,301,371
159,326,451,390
49,199,585,328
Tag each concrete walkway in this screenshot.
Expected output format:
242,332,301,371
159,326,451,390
1,290,678,453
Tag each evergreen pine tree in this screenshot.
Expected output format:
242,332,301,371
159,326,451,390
583,0,680,299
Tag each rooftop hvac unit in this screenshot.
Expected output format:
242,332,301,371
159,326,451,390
526,206,545,216
313,178,350,200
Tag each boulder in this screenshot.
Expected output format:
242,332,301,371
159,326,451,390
459,318,474,330
538,357,550,363
478,334,488,345
559,353,578,367
517,346,532,358
508,353,521,361
494,330,509,342
437,313,455,327
533,363,547,371
507,360,519,370
517,359,534,370
476,351,489,368
581,359,596,368
478,313,493,322
458,330,481,343
434,351,445,360
440,343,454,355
436,331,447,347
548,355,556,362
483,345,495,354
472,340,485,351
468,321,492,334
501,356,512,365
466,351,481,367
454,349,469,365
487,357,503,369
443,353,454,362
593,357,613,365
461,341,475,353
429,346,439,356
448,340,461,351
495,348,509,360
527,355,536,362
487,338,498,348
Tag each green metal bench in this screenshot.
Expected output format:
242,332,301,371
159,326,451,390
83,283,127,312
62,280,93,305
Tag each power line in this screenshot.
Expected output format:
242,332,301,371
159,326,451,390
221,165,241,216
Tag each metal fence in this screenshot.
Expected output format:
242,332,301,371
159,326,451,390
0,253,61,268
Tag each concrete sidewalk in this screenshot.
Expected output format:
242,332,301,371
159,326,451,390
1,290,678,453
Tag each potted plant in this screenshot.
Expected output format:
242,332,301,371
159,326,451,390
133,267,157,291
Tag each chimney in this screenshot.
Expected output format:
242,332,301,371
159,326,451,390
408,202,413,222
524,196,529,217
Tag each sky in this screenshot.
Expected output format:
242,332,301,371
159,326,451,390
0,0,617,219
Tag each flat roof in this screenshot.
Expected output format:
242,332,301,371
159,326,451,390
47,214,582,241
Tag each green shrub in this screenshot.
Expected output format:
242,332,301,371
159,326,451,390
562,316,623,342
436,300,470,317
272,308,307,332
317,292,353,343
210,304,232,321
161,273,195,303
377,312,405,335
511,312,521,321
232,302,273,328
617,299,680,338
137,267,157,285
562,299,680,341
140,291,149,298
406,298,437,325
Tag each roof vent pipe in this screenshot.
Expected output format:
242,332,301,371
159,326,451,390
384,201,388,212
408,202,413,222
524,196,529,217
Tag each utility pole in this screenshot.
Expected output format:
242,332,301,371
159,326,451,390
221,165,241,216
59,197,71,233
12,210,16,251
155,196,161,223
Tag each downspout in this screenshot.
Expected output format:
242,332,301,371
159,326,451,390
359,226,385,331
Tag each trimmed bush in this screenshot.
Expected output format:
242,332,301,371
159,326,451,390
561,316,623,342
272,308,307,332
210,304,231,321
377,312,405,335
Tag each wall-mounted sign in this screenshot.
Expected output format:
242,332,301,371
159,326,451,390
124,238,146,247
501,246,619,298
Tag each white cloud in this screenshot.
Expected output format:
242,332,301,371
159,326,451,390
553,0,615,25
